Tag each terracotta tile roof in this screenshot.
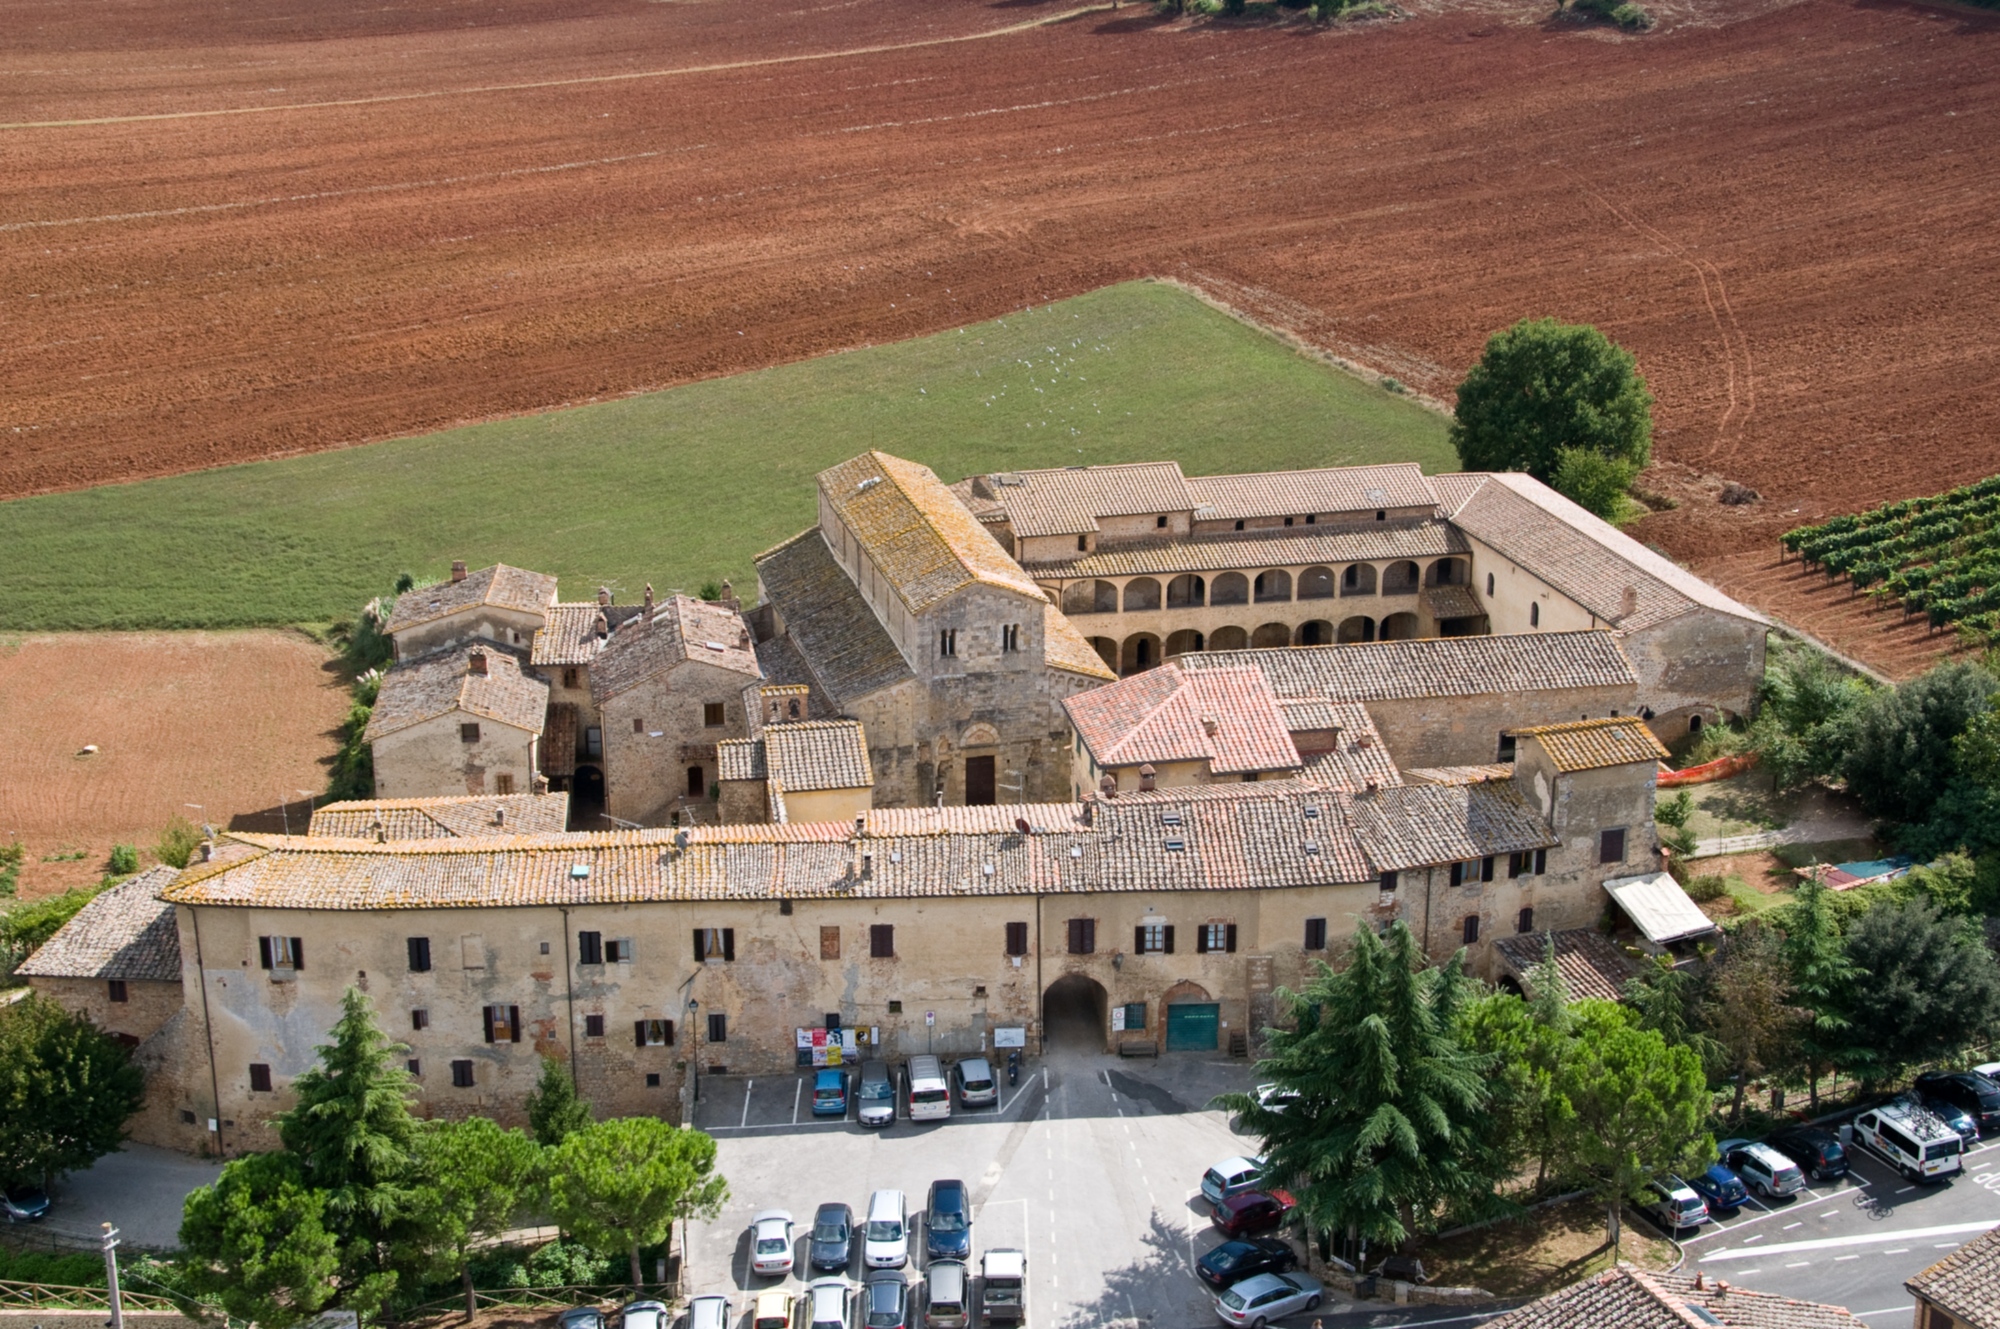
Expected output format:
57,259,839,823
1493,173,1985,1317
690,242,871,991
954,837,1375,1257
718,722,874,792
1514,717,1670,771
1296,704,1404,794
590,595,760,702
1183,630,1637,702
1404,764,1516,786
1421,584,1485,621
16,867,182,982
1905,1221,2000,1327
1489,1267,1865,1329
364,644,549,741
1186,463,1438,521
310,793,571,839
530,602,644,666
968,462,1196,537
755,531,916,704
1438,473,1769,631
1492,928,1643,1004
1019,521,1466,577
1042,601,1117,681
385,564,558,636
1064,666,1301,775
1348,781,1556,871
817,452,1044,612
753,638,837,721
158,782,1433,911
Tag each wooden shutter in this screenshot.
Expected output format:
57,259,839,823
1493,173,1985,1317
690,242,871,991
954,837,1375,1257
509,1006,522,1043
1163,925,1175,954
580,931,602,965
1304,918,1326,951
1481,857,1495,882
822,926,842,960
1225,924,1238,953
1135,926,1147,954
287,938,302,970
483,1006,496,1043
662,1019,676,1046
1005,922,1028,956
693,930,706,962
258,936,273,970
636,1020,648,1047
408,937,430,972
1449,862,1463,887
722,928,736,961
1463,915,1480,944
1196,927,1210,954
870,924,894,958
1534,849,1547,875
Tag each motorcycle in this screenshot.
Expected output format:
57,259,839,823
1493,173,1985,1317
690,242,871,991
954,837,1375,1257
1007,1050,1021,1086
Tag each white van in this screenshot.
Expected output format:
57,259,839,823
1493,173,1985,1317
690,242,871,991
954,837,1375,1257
1854,1102,1964,1183
906,1055,952,1123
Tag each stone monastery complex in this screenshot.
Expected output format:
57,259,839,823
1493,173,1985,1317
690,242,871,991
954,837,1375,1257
20,450,1768,1155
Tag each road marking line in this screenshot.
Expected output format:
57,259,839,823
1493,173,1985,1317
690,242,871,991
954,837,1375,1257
1734,1267,1762,1275
1702,1222,2000,1262
792,1078,802,1125
1836,1255,1860,1261
741,1079,754,1129
1743,1235,1764,1243
1785,1261,1810,1267
1895,1186,1916,1194
1884,1248,1910,1255
1784,1223,1803,1230
1937,1243,1962,1248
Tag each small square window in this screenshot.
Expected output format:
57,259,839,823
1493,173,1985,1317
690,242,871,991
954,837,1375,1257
888,1000,904,1015
585,1014,606,1038
1600,828,1628,864
1303,918,1327,951
411,1008,429,1031
646,1072,662,1088
1121,1001,1146,1031
1379,870,1398,893
704,702,726,727
461,722,481,743
407,1058,422,1078
180,1109,197,1125
539,940,550,955
706,1013,728,1043
107,979,128,1003
451,1059,475,1088
973,985,987,998
495,773,515,796
248,1064,273,1093
563,667,580,689
634,717,645,734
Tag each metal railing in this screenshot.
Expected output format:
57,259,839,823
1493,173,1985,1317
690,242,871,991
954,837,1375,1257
406,1281,680,1316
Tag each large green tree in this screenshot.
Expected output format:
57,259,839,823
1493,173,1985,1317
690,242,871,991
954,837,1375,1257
1704,930,1806,1123
1558,1001,1710,1255
1449,318,1654,518
545,1117,728,1287
1751,647,1871,791
525,1055,594,1147
1219,922,1497,1253
1460,947,1574,1193
1844,662,1996,827
179,1151,341,1329
274,987,424,1315
410,1116,541,1316
1780,878,1855,1111
1838,897,2000,1085
0,992,146,1187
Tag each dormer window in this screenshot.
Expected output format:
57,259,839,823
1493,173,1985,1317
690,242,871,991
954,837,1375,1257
1234,520,1245,531
1375,509,1386,521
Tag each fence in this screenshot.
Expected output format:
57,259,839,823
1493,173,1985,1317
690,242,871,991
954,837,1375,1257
0,1279,182,1314
407,1280,680,1318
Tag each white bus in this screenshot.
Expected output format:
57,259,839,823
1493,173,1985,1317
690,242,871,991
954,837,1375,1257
906,1055,952,1122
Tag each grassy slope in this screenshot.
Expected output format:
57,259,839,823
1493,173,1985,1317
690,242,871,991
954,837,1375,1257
0,281,1452,630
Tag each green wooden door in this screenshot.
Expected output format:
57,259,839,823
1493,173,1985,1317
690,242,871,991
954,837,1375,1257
1165,1002,1219,1051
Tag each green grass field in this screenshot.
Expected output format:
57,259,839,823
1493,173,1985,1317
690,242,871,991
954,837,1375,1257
0,281,1453,631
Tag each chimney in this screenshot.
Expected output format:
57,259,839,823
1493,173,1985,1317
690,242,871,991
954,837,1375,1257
198,839,215,862
720,578,739,610
532,772,549,795
1356,735,1373,749
1363,780,1379,797
468,650,488,676
851,813,868,879
597,586,611,607
643,583,655,620
1138,763,1157,792
450,559,467,583
1201,714,1220,737
1620,585,1639,621
1714,1281,1729,1299
1693,1274,1705,1291
593,610,609,640
1099,773,1118,799
494,807,506,827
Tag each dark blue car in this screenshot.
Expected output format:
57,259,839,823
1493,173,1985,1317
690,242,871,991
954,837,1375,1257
925,1180,972,1261
812,1069,849,1117
1687,1163,1748,1211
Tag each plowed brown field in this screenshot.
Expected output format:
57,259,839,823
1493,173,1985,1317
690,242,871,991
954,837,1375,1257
2,0,1997,582
0,633,348,897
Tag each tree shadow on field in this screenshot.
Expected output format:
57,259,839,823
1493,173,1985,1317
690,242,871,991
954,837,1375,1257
1854,0,2000,35
1090,10,1178,32
229,802,312,835
1053,1211,1210,1329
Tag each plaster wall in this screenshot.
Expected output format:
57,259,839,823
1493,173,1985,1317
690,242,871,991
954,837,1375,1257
371,712,539,799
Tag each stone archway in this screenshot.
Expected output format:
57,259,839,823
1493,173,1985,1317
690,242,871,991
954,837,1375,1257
1380,611,1421,640
1295,620,1333,646
1251,622,1291,649
1165,629,1205,658
1337,616,1376,644
1208,625,1250,651
1043,973,1109,1053
1121,633,1163,675
1088,637,1119,671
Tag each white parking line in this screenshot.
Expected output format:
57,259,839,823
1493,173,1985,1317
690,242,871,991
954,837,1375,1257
792,1077,802,1125
1702,1220,2000,1262
1785,1261,1810,1267
1836,1255,1860,1261
741,1079,754,1128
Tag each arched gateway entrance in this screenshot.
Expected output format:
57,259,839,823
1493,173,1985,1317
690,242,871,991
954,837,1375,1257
1042,973,1108,1053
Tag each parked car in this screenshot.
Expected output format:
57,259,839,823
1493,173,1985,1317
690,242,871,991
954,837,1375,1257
752,1209,797,1276
864,1271,910,1329
558,1309,605,1329
1900,1090,1980,1146
811,1202,856,1272
813,1069,850,1118
1764,1125,1850,1182
864,1189,910,1269
1195,1238,1299,1290
1916,1070,2000,1135
1254,1085,1300,1115
755,1290,797,1329
623,1301,673,1329
979,1249,1027,1325
685,1297,731,1329
1686,1162,1750,1212
1854,1101,1965,1182
954,1057,998,1108
1211,1190,1296,1239
925,1179,973,1261
923,1259,969,1329
1717,1139,1806,1199
1201,1156,1267,1206
858,1060,897,1129
1213,1271,1322,1329
906,1056,952,1122
0,1187,50,1224
1640,1178,1709,1234
808,1277,855,1329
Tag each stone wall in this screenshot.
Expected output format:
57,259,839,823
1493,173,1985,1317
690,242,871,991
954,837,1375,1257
597,658,754,825
27,975,180,1046
371,712,539,800
393,605,546,663
1364,681,1638,771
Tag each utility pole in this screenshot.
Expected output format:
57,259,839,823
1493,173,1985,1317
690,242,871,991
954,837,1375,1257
101,1223,124,1329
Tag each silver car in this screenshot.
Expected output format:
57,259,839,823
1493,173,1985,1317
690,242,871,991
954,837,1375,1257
1214,1272,1322,1328
622,1301,672,1329
685,1296,732,1329
808,1278,855,1329
953,1058,998,1108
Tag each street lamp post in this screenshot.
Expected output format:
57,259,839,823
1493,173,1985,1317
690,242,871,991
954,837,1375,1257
687,998,700,1105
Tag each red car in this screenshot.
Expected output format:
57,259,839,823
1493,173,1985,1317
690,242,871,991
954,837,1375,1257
1211,1189,1296,1238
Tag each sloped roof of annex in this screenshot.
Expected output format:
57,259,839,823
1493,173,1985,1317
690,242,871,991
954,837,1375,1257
1065,665,1301,776
818,451,1045,613
310,792,571,840
717,721,875,792
1905,1221,2000,1329
1181,629,1637,702
590,594,760,704
1489,1267,1865,1329
1513,716,1670,771
1185,463,1438,521
385,564,558,636
363,643,549,742
951,461,1196,538
531,601,646,667
15,866,183,982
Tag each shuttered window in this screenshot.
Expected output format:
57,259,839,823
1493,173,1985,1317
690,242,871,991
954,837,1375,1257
1196,923,1237,954
693,928,735,962
707,1013,728,1043
407,937,431,972
1067,918,1096,955
1303,918,1327,951
483,1004,522,1044
1462,916,1481,944
1135,922,1174,954
870,925,895,959
1600,829,1627,864
1005,922,1029,957
585,1014,605,1038
451,1060,475,1088
258,936,303,971
411,1008,429,1031
821,926,842,960
578,931,603,965
248,1064,272,1093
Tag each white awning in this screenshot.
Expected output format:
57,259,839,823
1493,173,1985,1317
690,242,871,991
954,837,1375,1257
1604,871,1719,946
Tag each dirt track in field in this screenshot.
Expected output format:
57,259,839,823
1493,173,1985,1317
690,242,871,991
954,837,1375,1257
0,633,347,897
1,0,1997,595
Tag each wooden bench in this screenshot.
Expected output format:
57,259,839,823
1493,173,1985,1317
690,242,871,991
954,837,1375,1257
1117,1040,1159,1058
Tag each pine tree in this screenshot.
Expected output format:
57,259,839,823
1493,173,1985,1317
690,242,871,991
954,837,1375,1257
1219,922,1496,1254
1782,878,1855,1110
178,1152,340,1329
274,987,422,1316
411,1117,540,1316
546,1117,728,1287
526,1055,594,1147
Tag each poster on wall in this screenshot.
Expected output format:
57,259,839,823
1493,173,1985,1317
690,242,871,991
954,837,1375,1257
993,1026,1026,1048
1110,1006,1126,1033
797,1027,864,1066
